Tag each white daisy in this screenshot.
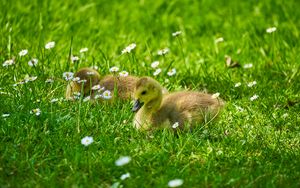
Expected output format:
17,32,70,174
250,94,259,101
109,66,119,73
81,136,94,146
266,27,277,33
167,68,176,76
73,92,81,100
83,96,91,102
121,43,136,54
2,113,10,118
115,156,131,166
45,41,55,49
63,72,74,81
92,84,102,91
80,47,88,53
157,48,170,55
102,90,112,100
24,76,37,82
72,77,81,82
19,49,28,57
151,61,160,68
3,59,15,67
168,179,184,187
119,71,129,77
153,68,162,76
71,56,79,62
30,108,41,116
172,122,179,129
45,78,54,83
94,94,102,99
172,31,182,37
120,173,131,180
234,82,241,87
247,81,257,87
215,37,224,43
243,63,253,69
211,92,220,99
50,98,59,103
28,58,38,67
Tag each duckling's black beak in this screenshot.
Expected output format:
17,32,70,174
132,99,144,112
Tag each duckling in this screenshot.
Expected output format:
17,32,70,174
65,67,141,101
132,77,225,131
65,67,101,100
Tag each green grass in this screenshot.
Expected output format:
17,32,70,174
1,0,300,187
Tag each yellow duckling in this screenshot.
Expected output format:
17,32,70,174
65,67,140,101
132,77,225,131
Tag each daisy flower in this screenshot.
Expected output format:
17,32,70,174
81,136,94,146
247,81,257,87
45,41,55,49
153,68,162,76
151,61,160,68
167,68,176,76
172,31,182,37
102,90,112,100
266,27,277,33
72,77,81,82
24,76,37,83
45,78,54,83
19,49,28,57
80,47,88,53
234,82,241,87
215,37,224,43
50,98,59,103
243,63,253,69
119,71,129,77
120,173,131,180
115,156,131,166
73,92,81,100
109,66,119,73
83,96,91,102
211,92,220,99
3,59,15,67
2,114,10,118
121,43,136,54
71,56,79,62
63,72,74,81
92,84,103,91
172,122,179,129
157,48,170,55
28,58,38,67
168,179,184,187
30,108,41,116
250,94,259,101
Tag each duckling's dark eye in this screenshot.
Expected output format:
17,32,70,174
141,91,147,95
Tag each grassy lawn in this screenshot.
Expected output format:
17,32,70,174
1,0,300,187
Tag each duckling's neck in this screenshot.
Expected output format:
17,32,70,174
144,92,162,113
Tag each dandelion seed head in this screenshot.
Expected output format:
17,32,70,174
81,136,94,146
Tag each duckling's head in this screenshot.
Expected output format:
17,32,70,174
132,77,163,112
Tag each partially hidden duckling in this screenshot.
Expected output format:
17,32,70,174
132,77,225,131
65,67,141,101
65,67,101,100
